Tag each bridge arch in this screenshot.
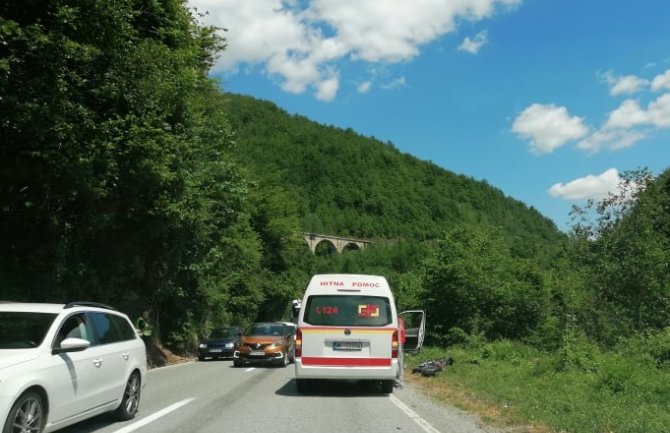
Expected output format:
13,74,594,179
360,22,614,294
303,232,371,254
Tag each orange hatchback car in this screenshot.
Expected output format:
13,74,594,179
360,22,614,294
233,322,295,368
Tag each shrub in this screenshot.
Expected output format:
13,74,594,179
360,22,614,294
554,334,601,373
616,327,670,368
445,327,475,346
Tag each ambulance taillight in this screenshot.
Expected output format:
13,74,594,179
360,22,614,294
391,330,399,358
295,328,302,358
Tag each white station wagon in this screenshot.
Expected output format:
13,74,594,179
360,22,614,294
0,301,147,433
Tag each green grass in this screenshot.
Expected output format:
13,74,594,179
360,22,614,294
406,342,670,433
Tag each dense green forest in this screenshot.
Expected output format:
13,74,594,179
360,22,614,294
2,0,670,371
223,93,562,245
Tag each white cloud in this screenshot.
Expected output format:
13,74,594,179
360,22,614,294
648,93,670,127
511,103,589,154
512,65,670,155
604,99,648,130
605,93,670,129
458,30,489,54
651,69,670,91
315,75,339,101
572,89,670,154
601,71,648,96
381,76,406,90
357,81,372,93
577,129,646,153
548,168,621,201
189,0,522,100
268,55,321,94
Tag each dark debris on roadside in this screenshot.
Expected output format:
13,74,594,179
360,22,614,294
412,357,454,377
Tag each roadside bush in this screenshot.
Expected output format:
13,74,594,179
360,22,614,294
444,327,470,346
525,314,569,351
594,351,670,405
597,355,634,394
553,334,601,373
617,327,670,368
480,339,530,364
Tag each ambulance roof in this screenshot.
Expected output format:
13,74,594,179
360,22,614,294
305,274,392,296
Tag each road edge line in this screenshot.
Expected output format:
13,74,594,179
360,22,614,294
389,394,442,433
113,398,195,433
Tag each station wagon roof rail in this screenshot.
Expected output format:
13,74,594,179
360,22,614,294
63,301,117,310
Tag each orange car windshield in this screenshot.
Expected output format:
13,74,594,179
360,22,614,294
248,325,283,336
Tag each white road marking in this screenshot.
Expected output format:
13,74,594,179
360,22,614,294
389,395,442,433
113,398,195,433
245,367,256,372
152,361,194,370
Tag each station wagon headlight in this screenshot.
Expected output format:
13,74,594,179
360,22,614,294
225,342,234,349
199,343,207,349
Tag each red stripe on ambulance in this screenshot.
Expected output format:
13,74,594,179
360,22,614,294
302,357,392,367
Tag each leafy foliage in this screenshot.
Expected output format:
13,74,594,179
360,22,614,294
3,2,669,370
568,168,670,345
419,225,549,342
222,93,563,248
0,0,257,346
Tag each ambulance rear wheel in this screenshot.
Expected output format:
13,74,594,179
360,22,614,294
381,380,394,394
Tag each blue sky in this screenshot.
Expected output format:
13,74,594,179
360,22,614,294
190,0,670,231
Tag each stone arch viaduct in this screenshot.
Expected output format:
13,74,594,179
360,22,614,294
303,232,371,254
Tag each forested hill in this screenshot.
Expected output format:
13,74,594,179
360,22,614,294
223,93,563,244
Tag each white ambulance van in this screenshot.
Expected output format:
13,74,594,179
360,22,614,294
294,273,425,394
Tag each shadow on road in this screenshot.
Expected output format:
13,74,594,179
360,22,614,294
276,378,390,397
56,412,130,433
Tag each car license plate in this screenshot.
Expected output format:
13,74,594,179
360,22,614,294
209,348,222,353
333,341,362,351
250,350,265,356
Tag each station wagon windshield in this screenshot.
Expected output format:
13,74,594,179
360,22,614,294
0,312,57,348
303,295,392,326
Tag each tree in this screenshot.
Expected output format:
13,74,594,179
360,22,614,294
0,0,256,347
420,225,548,341
568,168,670,344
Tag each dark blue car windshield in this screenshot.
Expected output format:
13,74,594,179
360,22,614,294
209,328,238,339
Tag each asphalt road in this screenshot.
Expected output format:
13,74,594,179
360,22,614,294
59,360,500,433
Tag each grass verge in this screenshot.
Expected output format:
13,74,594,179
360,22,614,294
405,342,670,433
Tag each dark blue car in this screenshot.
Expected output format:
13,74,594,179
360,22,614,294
198,327,242,361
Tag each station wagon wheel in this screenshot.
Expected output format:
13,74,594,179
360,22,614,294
114,372,141,420
3,391,45,433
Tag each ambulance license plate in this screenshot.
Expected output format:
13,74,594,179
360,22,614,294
333,341,362,351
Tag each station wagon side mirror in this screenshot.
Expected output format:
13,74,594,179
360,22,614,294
52,337,91,355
